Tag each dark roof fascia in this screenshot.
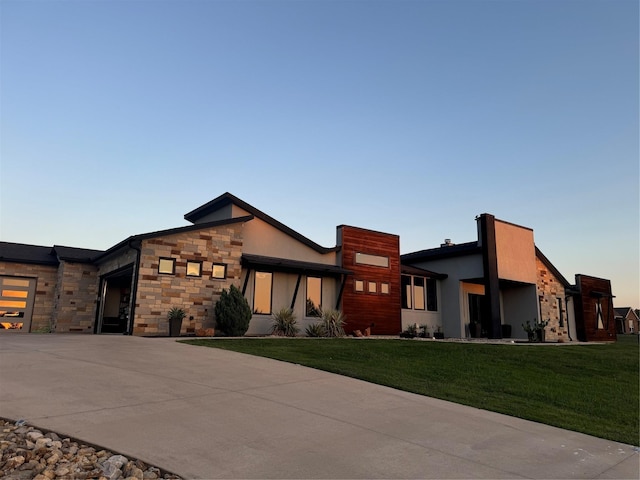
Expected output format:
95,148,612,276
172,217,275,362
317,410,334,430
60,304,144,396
184,192,338,255
0,242,59,266
400,263,448,279
242,253,352,277
401,242,481,263
535,247,571,288
93,215,254,264
53,245,105,263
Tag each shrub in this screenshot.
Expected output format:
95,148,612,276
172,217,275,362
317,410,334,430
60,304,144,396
271,307,299,337
214,285,252,336
400,323,418,338
320,308,346,337
305,322,327,337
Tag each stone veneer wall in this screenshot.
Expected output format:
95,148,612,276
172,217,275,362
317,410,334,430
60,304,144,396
133,224,244,336
536,257,569,342
0,262,58,332
52,261,99,333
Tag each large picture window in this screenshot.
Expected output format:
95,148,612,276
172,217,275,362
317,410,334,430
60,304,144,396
306,277,322,317
402,275,438,312
254,272,272,315
413,277,425,310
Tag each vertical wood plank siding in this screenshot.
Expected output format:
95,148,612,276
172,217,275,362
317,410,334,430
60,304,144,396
339,226,401,335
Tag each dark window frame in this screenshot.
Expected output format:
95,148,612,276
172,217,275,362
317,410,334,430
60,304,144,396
401,275,412,309
186,260,203,277
253,271,273,315
158,257,176,275
306,276,322,317
426,279,438,312
211,263,227,280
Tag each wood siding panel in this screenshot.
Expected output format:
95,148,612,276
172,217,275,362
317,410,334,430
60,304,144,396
339,226,401,335
574,275,617,342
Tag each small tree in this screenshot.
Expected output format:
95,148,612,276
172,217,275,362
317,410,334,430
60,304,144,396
214,285,251,336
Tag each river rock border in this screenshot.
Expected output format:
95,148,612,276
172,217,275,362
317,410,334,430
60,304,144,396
0,418,182,480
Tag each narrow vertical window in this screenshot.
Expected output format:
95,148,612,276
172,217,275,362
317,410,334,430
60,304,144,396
414,277,425,310
254,272,272,315
557,297,564,327
306,277,322,317
426,279,438,311
401,275,412,309
595,301,604,329
368,281,377,293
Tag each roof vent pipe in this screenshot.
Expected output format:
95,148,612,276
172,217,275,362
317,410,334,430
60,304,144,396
441,239,454,247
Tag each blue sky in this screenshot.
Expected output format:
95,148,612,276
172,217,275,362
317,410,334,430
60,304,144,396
1,0,638,307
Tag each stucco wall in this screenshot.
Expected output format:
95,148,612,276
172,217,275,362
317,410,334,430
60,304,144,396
409,253,483,338
242,270,338,335
133,224,244,335
0,262,58,332
495,220,537,284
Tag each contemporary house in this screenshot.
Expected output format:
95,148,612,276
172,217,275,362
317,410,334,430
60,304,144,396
0,193,617,342
614,307,640,334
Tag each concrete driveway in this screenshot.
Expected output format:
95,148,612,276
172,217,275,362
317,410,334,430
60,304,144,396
0,335,637,479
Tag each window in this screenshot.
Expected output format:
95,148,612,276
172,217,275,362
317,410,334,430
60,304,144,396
186,261,202,277
354,280,364,292
212,264,227,279
557,297,564,327
414,277,425,310
368,281,377,294
426,279,437,312
254,272,272,315
355,252,389,268
306,277,322,317
158,258,175,275
402,275,438,311
401,275,412,309
380,283,389,294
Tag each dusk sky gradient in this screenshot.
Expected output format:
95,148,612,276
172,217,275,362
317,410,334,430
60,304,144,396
1,0,638,307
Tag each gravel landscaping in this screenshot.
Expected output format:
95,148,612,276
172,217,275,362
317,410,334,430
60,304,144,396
0,419,182,480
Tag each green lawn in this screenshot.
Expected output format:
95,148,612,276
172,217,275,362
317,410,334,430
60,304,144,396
182,335,640,446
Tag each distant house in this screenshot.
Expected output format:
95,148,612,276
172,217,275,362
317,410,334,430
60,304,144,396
0,194,618,342
614,307,640,334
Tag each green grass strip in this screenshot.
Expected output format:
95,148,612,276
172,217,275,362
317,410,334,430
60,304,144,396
182,335,639,446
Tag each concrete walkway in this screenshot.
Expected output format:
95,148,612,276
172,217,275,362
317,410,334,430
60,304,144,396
0,335,637,479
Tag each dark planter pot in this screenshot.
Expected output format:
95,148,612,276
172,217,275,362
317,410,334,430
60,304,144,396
527,332,535,342
536,329,545,343
501,324,512,338
169,318,183,337
434,332,445,339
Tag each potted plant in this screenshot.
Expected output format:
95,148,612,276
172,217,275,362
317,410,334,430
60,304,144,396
168,307,186,337
419,324,429,338
433,325,444,339
522,319,549,342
